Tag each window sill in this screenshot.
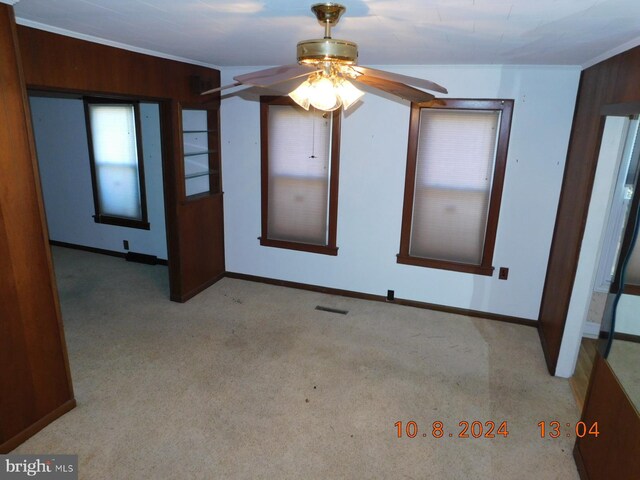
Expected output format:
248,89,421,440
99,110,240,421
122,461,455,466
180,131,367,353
396,254,494,276
94,215,150,230
260,238,338,256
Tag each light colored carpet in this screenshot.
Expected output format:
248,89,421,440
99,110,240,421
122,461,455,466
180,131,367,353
13,247,580,479
608,339,640,413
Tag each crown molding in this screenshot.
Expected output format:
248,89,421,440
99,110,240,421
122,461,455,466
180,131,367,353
0,1,21,5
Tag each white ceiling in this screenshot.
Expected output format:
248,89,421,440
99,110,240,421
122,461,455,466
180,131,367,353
12,0,640,68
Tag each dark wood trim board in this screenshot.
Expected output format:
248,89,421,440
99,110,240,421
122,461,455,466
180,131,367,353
49,240,168,265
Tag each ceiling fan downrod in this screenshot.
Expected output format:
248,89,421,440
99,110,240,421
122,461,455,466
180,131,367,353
298,3,358,66
311,2,346,37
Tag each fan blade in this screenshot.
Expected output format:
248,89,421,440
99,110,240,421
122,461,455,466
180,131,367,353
354,75,435,104
234,64,320,88
201,82,242,96
352,66,448,94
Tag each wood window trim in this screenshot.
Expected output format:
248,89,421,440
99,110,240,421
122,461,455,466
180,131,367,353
84,97,150,230
259,96,341,256
397,98,514,276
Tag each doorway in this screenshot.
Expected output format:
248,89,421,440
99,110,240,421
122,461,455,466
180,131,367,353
29,93,168,265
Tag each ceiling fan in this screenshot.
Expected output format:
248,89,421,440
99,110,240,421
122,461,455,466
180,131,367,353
201,2,448,111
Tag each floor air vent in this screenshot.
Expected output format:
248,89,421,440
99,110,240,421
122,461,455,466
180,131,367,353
315,306,348,315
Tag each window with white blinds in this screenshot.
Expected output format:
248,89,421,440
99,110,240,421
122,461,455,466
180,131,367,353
399,100,513,275
411,109,499,263
260,97,341,255
85,99,148,229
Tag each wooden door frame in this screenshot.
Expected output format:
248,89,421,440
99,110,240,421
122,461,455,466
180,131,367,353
27,89,182,298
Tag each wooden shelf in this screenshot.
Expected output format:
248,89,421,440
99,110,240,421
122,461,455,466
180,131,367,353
184,150,216,157
185,169,218,180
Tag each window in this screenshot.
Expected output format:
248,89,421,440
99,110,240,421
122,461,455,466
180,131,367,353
398,99,513,275
84,98,149,229
260,96,341,255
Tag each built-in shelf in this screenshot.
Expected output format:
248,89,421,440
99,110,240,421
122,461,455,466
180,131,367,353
184,149,217,157
182,108,220,198
185,170,217,180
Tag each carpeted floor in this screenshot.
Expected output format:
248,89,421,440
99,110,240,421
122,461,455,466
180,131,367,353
13,247,580,479
608,339,640,413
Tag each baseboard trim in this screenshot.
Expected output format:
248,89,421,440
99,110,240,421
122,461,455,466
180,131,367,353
125,251,161,265
224,272,537,328
49,240,168,265
583,321,600,339
0,398,76,453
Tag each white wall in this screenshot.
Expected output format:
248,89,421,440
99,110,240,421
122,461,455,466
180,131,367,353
220,65,580,320
30,96,168,260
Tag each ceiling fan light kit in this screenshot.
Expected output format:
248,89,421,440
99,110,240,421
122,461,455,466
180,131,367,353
203,3,448,112
289,73,365,111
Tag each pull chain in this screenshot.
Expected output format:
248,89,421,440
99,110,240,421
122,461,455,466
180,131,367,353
309,107,317,159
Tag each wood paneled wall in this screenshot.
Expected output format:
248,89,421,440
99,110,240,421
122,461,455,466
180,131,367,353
574,352,640,478
0,5,75,452
17,25,224,303
538,46,640,374
2,17,224,450
17,26,217,103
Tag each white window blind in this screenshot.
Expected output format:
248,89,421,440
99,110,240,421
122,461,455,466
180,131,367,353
267,105,331,245
88,104,142,220
410,109,500,264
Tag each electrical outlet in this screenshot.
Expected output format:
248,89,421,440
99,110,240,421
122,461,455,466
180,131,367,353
387,290,395,301
123,240,129,250
499,267,509,280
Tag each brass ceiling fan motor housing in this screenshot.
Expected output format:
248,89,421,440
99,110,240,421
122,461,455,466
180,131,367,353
297,3,358,65
297,38,358,65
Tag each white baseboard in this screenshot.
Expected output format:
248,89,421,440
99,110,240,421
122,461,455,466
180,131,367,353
582,321,601,339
